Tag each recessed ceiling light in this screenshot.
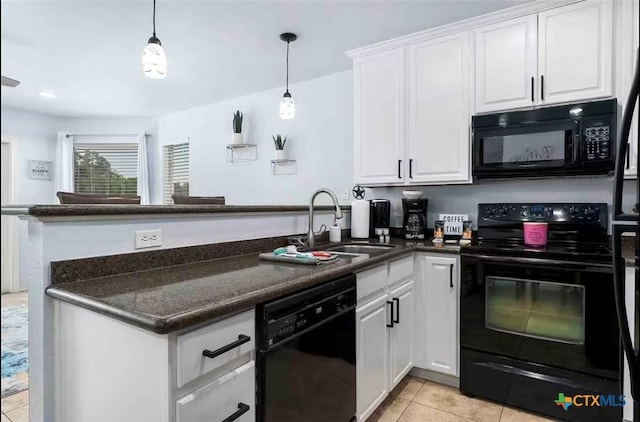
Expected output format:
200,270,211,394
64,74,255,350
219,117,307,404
39,90,56,99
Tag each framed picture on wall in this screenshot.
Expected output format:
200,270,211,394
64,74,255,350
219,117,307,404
29,160,53,180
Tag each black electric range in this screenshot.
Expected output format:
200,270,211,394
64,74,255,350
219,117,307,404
460,203,622,422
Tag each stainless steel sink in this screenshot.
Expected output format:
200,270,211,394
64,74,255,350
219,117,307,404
325,244,395,256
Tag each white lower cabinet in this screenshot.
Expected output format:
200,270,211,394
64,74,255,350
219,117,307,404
356,293,390,421
355,259,416,421
389,280,415,388
176,361,255,422
419,254,459,377
623,265,636,422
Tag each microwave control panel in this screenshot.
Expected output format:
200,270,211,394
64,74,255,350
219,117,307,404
584,124,610,161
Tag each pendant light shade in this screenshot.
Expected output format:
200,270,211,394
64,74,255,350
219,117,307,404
142,0,167,79
279,33,297,119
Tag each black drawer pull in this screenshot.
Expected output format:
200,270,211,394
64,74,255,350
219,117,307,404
541,75,545,100
626,142,630,170
202,334,250,359
409,159,413,179
397,159,402,179
386,301,394,327
221,403,250,422
393,297,400,323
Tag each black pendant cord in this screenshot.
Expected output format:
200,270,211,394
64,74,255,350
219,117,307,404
285,40,290,93
152,0,157,37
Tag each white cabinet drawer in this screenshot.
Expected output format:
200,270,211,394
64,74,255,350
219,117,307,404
176,309,255,388
176,360,255,422
356,264,388,302
389,256,413,284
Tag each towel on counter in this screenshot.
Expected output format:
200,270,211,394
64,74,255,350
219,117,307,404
258,253,339,265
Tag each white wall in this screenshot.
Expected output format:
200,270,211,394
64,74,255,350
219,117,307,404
0,108,153,291
152,70,353,205
370,178,638,229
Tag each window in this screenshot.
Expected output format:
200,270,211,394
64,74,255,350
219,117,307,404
73,143,138,196
163,142,190,204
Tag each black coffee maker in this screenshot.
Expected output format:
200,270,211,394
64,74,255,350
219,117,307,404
403,199,428,239
369,199,391,238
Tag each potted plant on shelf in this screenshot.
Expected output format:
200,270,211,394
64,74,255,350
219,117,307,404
232,110,243,144
273,134,287,160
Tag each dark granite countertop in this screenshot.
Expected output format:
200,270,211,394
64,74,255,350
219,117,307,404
0,204,351,217
45,237,460,334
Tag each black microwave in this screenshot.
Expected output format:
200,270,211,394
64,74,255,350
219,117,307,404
472,99,617,179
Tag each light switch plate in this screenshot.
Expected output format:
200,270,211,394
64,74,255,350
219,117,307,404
134,229,162,249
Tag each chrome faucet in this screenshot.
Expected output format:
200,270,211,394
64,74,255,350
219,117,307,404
308,188,343,249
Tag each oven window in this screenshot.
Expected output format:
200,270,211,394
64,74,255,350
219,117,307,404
483,131,566,164
485,276,585,344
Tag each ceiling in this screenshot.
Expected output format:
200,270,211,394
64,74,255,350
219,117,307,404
1,0,529,118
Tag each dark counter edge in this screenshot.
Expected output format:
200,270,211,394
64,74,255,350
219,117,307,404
45,244,455,335
1,204,352,217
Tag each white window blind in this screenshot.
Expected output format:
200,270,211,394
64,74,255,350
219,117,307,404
163,143,190,204
73,143,138,196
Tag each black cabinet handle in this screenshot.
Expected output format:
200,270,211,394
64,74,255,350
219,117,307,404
541,75,545,100
531,77,534,102
397,160,402,179
625,142,630,170
392,297,400,323
386,301,394,327
409,159,413,178
202,334,250,359
449,264,454,288
221,403,250,422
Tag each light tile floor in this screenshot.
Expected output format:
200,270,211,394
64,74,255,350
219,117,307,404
368,376,557,422
1,292,29,422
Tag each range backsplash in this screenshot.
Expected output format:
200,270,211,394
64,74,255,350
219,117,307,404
368,177,637,230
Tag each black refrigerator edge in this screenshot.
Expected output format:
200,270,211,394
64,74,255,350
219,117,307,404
612,47,640,422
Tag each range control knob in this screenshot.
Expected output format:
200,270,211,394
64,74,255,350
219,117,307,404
521,209,528,218
488,207,497,216
500,206,509,215
568,206,578,217
583,206,593,216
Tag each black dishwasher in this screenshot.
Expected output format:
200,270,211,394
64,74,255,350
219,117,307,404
256,274,356,422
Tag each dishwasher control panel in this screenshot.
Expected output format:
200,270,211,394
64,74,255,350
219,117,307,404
265,287,355,348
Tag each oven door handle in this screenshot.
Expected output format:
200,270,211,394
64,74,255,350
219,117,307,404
462,253,612,271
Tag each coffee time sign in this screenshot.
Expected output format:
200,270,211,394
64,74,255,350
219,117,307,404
439,214,469,236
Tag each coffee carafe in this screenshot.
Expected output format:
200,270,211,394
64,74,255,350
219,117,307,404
403,198,428,239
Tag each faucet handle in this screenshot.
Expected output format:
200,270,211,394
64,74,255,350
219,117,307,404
287,235,308,248
314,224,327,237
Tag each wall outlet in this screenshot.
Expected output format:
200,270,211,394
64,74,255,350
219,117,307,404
134,229,162,249
342,190,351,201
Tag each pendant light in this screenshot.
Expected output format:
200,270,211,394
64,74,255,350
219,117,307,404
279,33,297,120
142,0,167,79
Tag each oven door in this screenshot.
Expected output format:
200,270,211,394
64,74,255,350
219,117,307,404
460,254,620,380
473,119,579,179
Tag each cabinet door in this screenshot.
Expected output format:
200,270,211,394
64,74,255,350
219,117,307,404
538,0,613,105
388,279,415,389
176,361,254,422
474,15,537,113
424,256,459,377
406,33,471,184
356,293,389,421
354,49,405,184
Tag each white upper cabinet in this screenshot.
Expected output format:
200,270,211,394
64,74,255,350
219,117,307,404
474,15,538,113
407,33,471,183
538,0,613,105
354,49,405,184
